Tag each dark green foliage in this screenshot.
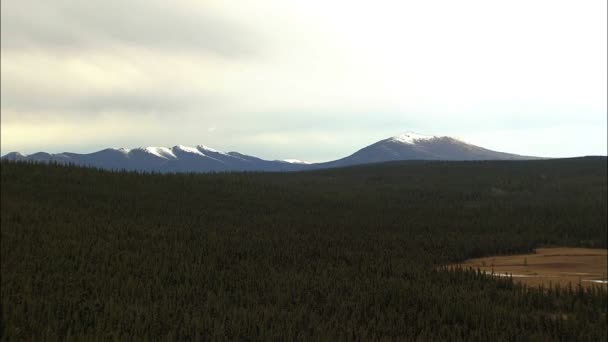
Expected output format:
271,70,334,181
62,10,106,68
1,158,607,340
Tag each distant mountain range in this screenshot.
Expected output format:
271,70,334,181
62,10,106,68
2,132,538,172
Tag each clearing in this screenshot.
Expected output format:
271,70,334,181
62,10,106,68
451,247,607,288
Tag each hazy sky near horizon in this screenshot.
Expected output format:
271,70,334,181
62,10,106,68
1,0,606,161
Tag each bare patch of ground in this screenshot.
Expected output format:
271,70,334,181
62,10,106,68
451,247,608,288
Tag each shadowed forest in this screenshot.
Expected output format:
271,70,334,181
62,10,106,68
1,158,607,340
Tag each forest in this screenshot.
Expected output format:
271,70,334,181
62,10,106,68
1,157,607,340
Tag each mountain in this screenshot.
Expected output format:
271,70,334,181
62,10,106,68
1,145,306,173
1,132,538,172
317,133,535,168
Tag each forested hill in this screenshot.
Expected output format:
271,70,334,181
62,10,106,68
1,157,606,340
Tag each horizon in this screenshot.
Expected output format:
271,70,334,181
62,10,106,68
3,131,607,165
3,131,608,163
1,1,607,161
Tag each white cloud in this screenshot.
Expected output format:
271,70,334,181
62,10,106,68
1,0,606,159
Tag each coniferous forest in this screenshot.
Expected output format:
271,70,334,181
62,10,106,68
1,158,607,341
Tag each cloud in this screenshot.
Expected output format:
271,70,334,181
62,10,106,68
0,0,261,57
1,0,606,159
0,0,266,123
0,112,173,154
0,46,235,121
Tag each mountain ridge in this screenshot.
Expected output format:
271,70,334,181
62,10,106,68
2,132,540,172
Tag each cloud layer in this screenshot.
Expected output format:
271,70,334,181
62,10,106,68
1,0,259,56
1,0,606,160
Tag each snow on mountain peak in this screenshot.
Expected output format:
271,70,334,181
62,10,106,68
114,148,130,154
197,145,227,155
127,144,231,159
143,147,177,159
390,132,438,144
282,159,311,164
174,145,206,156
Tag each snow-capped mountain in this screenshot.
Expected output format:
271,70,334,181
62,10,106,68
1,133,538,172
316,132,535,168
1,145,306,172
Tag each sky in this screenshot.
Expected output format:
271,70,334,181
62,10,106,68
1,0,606,161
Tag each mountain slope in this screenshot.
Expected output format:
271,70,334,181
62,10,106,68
317,133,535,168
2,132,539,172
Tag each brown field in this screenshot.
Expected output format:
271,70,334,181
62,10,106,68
450,247,608,288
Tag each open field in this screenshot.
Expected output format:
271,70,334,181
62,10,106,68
1,158,607,340
451,247,608,288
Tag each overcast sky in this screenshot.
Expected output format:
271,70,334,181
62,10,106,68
1,0,606,161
